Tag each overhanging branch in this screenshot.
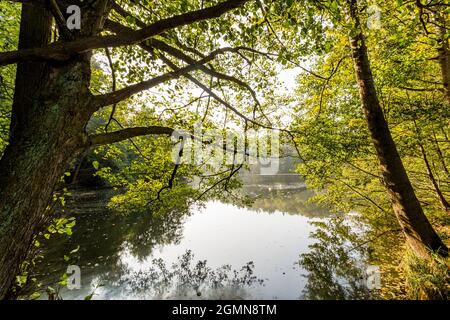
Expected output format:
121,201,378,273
106,20,262,109
89,126,174,147
0,0,250,66
93,46,243,108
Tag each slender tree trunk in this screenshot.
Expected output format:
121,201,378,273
436,13,450,104
414,122,450,214
418,142,450,215
346,0,448,259
432,128,450,177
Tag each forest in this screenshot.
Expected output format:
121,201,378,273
0,0,449,300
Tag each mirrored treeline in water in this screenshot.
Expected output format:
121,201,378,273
23,174,377,300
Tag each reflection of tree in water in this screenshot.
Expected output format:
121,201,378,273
119,203,189,260
299,216,379,300
247,187,331,218
25,189,264,299
234,172,331,217
23,188,192,296
116,250,264,299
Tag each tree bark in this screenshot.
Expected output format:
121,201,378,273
0,2,97,299
0,55,93,298
347,0,448,259
0,3,54,298
10,4,52,136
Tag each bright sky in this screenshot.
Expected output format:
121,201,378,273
278,67,301,92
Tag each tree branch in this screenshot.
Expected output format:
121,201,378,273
89,126,174,147
47,0,72,40
105,19,262,109
104,18,298,135
397,86,444,92
104,47,117,132
150,38,263,108
106,24,281,131
93,45,243,108
0,0,250,66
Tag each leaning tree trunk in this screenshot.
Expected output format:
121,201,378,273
347,0,448,260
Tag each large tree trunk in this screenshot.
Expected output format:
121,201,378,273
0,55,93,298
10,4,52,136
0,3,98,298
0,3,53,298
0,1,113,298
347,0,448,260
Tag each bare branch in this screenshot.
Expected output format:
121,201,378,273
6,0,46,6
397,86,444,92
104,48,117,132
155,137,184,201
197,163,243,200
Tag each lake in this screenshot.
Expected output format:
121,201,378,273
28,174,371,300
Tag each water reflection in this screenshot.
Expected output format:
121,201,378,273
26,187,191,299
23,174,374,300
116,250,263,299
240,174,330,217
299,217,378,300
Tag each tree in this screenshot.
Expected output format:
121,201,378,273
344,0,447,259
0,0,262,298
414,0,450,103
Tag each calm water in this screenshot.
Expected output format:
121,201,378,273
29,175,353,300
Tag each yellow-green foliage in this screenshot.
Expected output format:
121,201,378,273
404,250,450,300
